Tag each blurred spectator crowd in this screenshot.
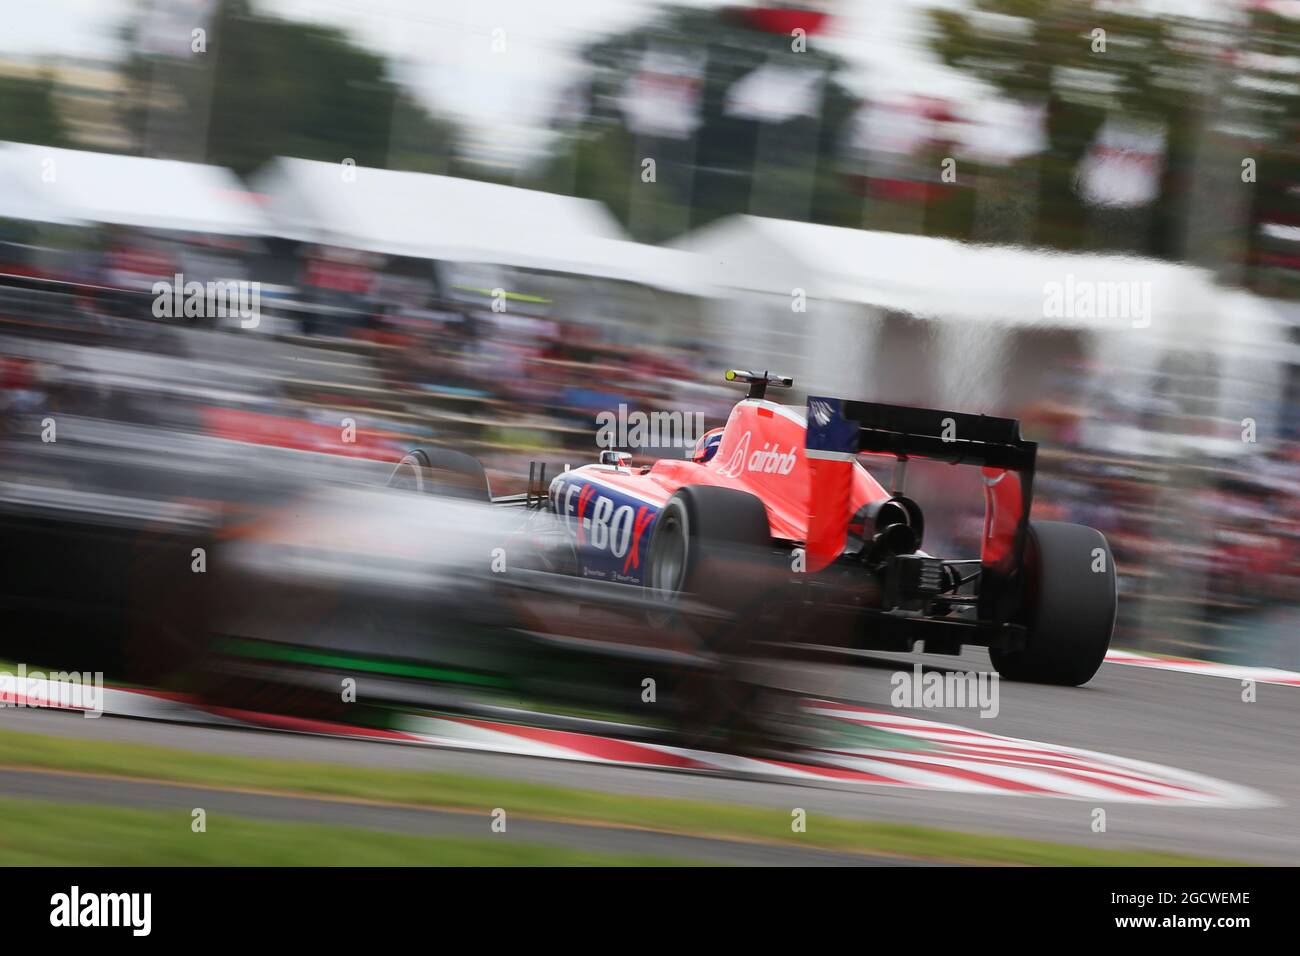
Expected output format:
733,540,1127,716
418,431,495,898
4,222,1300,669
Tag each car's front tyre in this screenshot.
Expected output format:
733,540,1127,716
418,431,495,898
645,485,784,747
645,484,774,628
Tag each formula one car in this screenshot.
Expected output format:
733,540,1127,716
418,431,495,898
152,369,1113,752
391,369,1117,687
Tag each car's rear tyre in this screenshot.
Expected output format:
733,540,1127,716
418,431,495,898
989,520,1116,686
389,446,490,502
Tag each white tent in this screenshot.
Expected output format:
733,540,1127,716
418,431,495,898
252,157,703,294
669,215,1284,417
0,156,82,226
670,214,1218,331
0,142,270,236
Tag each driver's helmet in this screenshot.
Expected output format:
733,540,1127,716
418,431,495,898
691,427,725,464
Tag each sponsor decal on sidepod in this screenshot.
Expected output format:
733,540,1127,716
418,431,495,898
716,431,798,479
551,475,658,583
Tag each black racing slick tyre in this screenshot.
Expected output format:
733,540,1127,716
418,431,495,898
646,484,774,629
645,486,781,749
989,520,1117,687
388,447,490,502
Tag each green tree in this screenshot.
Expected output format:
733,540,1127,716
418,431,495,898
122,0,459,177
1232,5,1300,297
0,72,68,147
928,0,1298,288
540,5,861,242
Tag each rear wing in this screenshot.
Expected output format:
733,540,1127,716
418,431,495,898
805,397,1037,623
806,398,1036,469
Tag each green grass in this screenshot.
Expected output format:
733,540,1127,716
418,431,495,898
0,797,688,866
0,728,1243,866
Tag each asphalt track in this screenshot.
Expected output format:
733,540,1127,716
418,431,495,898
1,647,1296,864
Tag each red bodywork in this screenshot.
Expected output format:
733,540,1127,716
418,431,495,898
568,398,890,544
565,396,1030,581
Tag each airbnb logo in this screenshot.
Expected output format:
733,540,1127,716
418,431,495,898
748,442,797,476
715,430,751,478
714,431,797,478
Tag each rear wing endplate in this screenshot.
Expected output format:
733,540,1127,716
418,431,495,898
805,397,1037,623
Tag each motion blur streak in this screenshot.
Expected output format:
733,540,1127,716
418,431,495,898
0,0,1298,867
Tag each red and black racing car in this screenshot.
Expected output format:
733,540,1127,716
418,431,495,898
391,369,1118,688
